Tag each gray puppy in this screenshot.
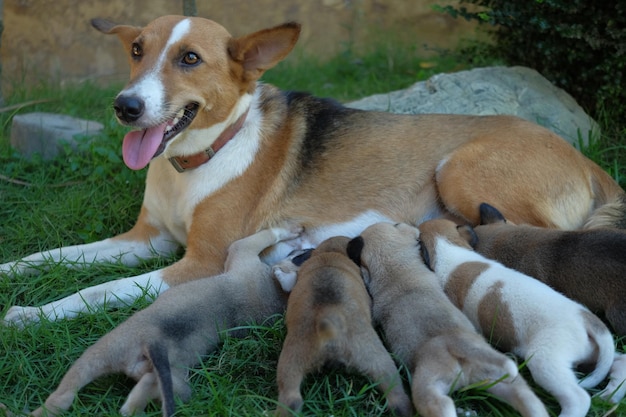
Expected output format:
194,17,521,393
275,236,413,417
467,202,626,336
346,222,548,417
29,226,300,417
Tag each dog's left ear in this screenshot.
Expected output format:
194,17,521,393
457,225,479,248
346,236,364,267
228,22,301,82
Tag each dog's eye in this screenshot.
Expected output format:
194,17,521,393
182,52,201,66
131,43,143,59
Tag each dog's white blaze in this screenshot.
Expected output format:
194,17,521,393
119,19,191,125
143,93,262,244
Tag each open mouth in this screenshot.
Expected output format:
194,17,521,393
122,103,199,170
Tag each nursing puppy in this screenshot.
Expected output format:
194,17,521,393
468,202,626,336
345,222,548,417
29,226,299,417
275,236,412,417
418,218,618,417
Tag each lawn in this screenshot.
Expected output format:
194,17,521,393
0,39,625,417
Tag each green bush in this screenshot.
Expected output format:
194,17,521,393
441,0,626,130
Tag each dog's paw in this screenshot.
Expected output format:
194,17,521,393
3,305,43,328
273,265,298,292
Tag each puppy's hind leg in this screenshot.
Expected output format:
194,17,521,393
410,357,460,417
120,372,161,416
275,338,311,417
486,375,549,417
350,334,413,417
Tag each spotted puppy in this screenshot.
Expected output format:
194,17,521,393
28,226,300,417
469,202,626,337
418,218,618,417
346,222,548,417
275,236,413,417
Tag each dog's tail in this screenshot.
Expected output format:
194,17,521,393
583,165,626,229
578,311,615,389
147,343,176,417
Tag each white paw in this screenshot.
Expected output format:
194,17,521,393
3,305,44,328
272,266,298,292
272,225,304,243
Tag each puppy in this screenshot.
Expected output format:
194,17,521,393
418,218,619,417
28,226,299,417
275,236,413,417
467,202,626,336
345,222,548,417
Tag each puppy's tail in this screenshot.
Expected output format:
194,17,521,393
316,309,346,344
578,311,615,389
147,343,176,417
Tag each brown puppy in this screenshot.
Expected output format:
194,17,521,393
27,226,299,417
467,202,626,336
275,236,412,417
346,222,548,417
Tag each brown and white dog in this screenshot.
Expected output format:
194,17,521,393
27,226,298,417
2,15,626,326
418,218,621,417
275,236,412,417
467,202,626,336
345,222,549,417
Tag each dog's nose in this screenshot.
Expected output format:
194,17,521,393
113,95,145,123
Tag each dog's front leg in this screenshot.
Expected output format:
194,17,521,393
3,269,169,327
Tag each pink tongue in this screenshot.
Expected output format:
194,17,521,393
122,123,167,170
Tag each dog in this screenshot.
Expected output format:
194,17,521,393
3,15,626,326
25,226,298,417
345,222,548,417
463,202,626,337
275,236,412,417
418,218,621,417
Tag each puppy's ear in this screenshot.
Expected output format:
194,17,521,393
346,236,364,267
419,242,433,271
479,203,507,225
291,249,313,266
457,225,479,248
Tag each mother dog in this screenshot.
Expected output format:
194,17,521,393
2,15,625,325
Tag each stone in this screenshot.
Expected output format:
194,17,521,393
10,112,104,160
348,66,597,147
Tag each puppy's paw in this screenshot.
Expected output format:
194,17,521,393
272,225,304,244
3,305,42,328
273,265,298,292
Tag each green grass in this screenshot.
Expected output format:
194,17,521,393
1,41,625,417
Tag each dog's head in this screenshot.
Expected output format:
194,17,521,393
91,16,301,169
417,219,477,270
346,222,421,289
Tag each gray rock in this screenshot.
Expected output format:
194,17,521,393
348,66,596,146
11,112,104,160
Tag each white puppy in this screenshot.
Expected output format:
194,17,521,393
418,218,621,417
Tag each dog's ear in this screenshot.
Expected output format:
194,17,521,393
479,203,507,225
91,18,142,45
346,236,364,267
457,225,479,248
228,22,301,82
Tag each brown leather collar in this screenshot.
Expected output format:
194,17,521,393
168,108,249,173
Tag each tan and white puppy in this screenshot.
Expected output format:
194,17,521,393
275,236,413,417
3,15,626,327
418,218,619,417
345,222,548,417
27,226,299,417
466,202,626,337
